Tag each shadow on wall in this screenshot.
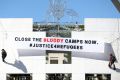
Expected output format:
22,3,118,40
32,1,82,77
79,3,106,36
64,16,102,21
17,49,45,56
4,60,27,73
72,43,115,61
116,68,120,72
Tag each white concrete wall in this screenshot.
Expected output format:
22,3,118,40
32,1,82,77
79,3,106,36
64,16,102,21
85,18,120,32
0,18,120,80
85,18,120,63
83,18,120,80
0,18,33,32
0,18,33,50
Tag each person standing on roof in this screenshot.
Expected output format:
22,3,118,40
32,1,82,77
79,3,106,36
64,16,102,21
108,53,116,70
1,49,7,62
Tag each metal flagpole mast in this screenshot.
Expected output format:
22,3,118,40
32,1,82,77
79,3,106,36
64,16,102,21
48,0,66,36
46,0,79,37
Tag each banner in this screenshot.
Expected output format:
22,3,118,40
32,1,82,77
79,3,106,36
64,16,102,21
8,32,104,52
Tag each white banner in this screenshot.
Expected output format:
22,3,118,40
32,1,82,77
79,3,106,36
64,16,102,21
8,32,104,52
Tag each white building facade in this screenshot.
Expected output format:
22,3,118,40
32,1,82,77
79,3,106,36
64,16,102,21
0,18,120,80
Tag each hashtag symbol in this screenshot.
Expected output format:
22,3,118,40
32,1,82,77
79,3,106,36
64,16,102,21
30,43,32,47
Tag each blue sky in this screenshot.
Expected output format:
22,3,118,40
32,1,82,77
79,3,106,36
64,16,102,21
0,0,119,24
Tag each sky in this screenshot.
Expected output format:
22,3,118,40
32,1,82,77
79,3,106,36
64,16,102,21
0,0,119,24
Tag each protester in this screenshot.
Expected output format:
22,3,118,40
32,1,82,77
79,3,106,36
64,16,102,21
1,49,7,62
108,53,116,70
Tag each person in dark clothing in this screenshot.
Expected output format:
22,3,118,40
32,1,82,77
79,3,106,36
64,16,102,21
108,53,116,70
1,49,7,62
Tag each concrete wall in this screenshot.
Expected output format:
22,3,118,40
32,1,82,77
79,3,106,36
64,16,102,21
0,18,120,80
85,18,120,32
85,18,120,63
0,18,33,32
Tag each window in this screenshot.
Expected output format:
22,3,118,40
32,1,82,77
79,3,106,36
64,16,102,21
7,74,32,80
50,60,58,64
